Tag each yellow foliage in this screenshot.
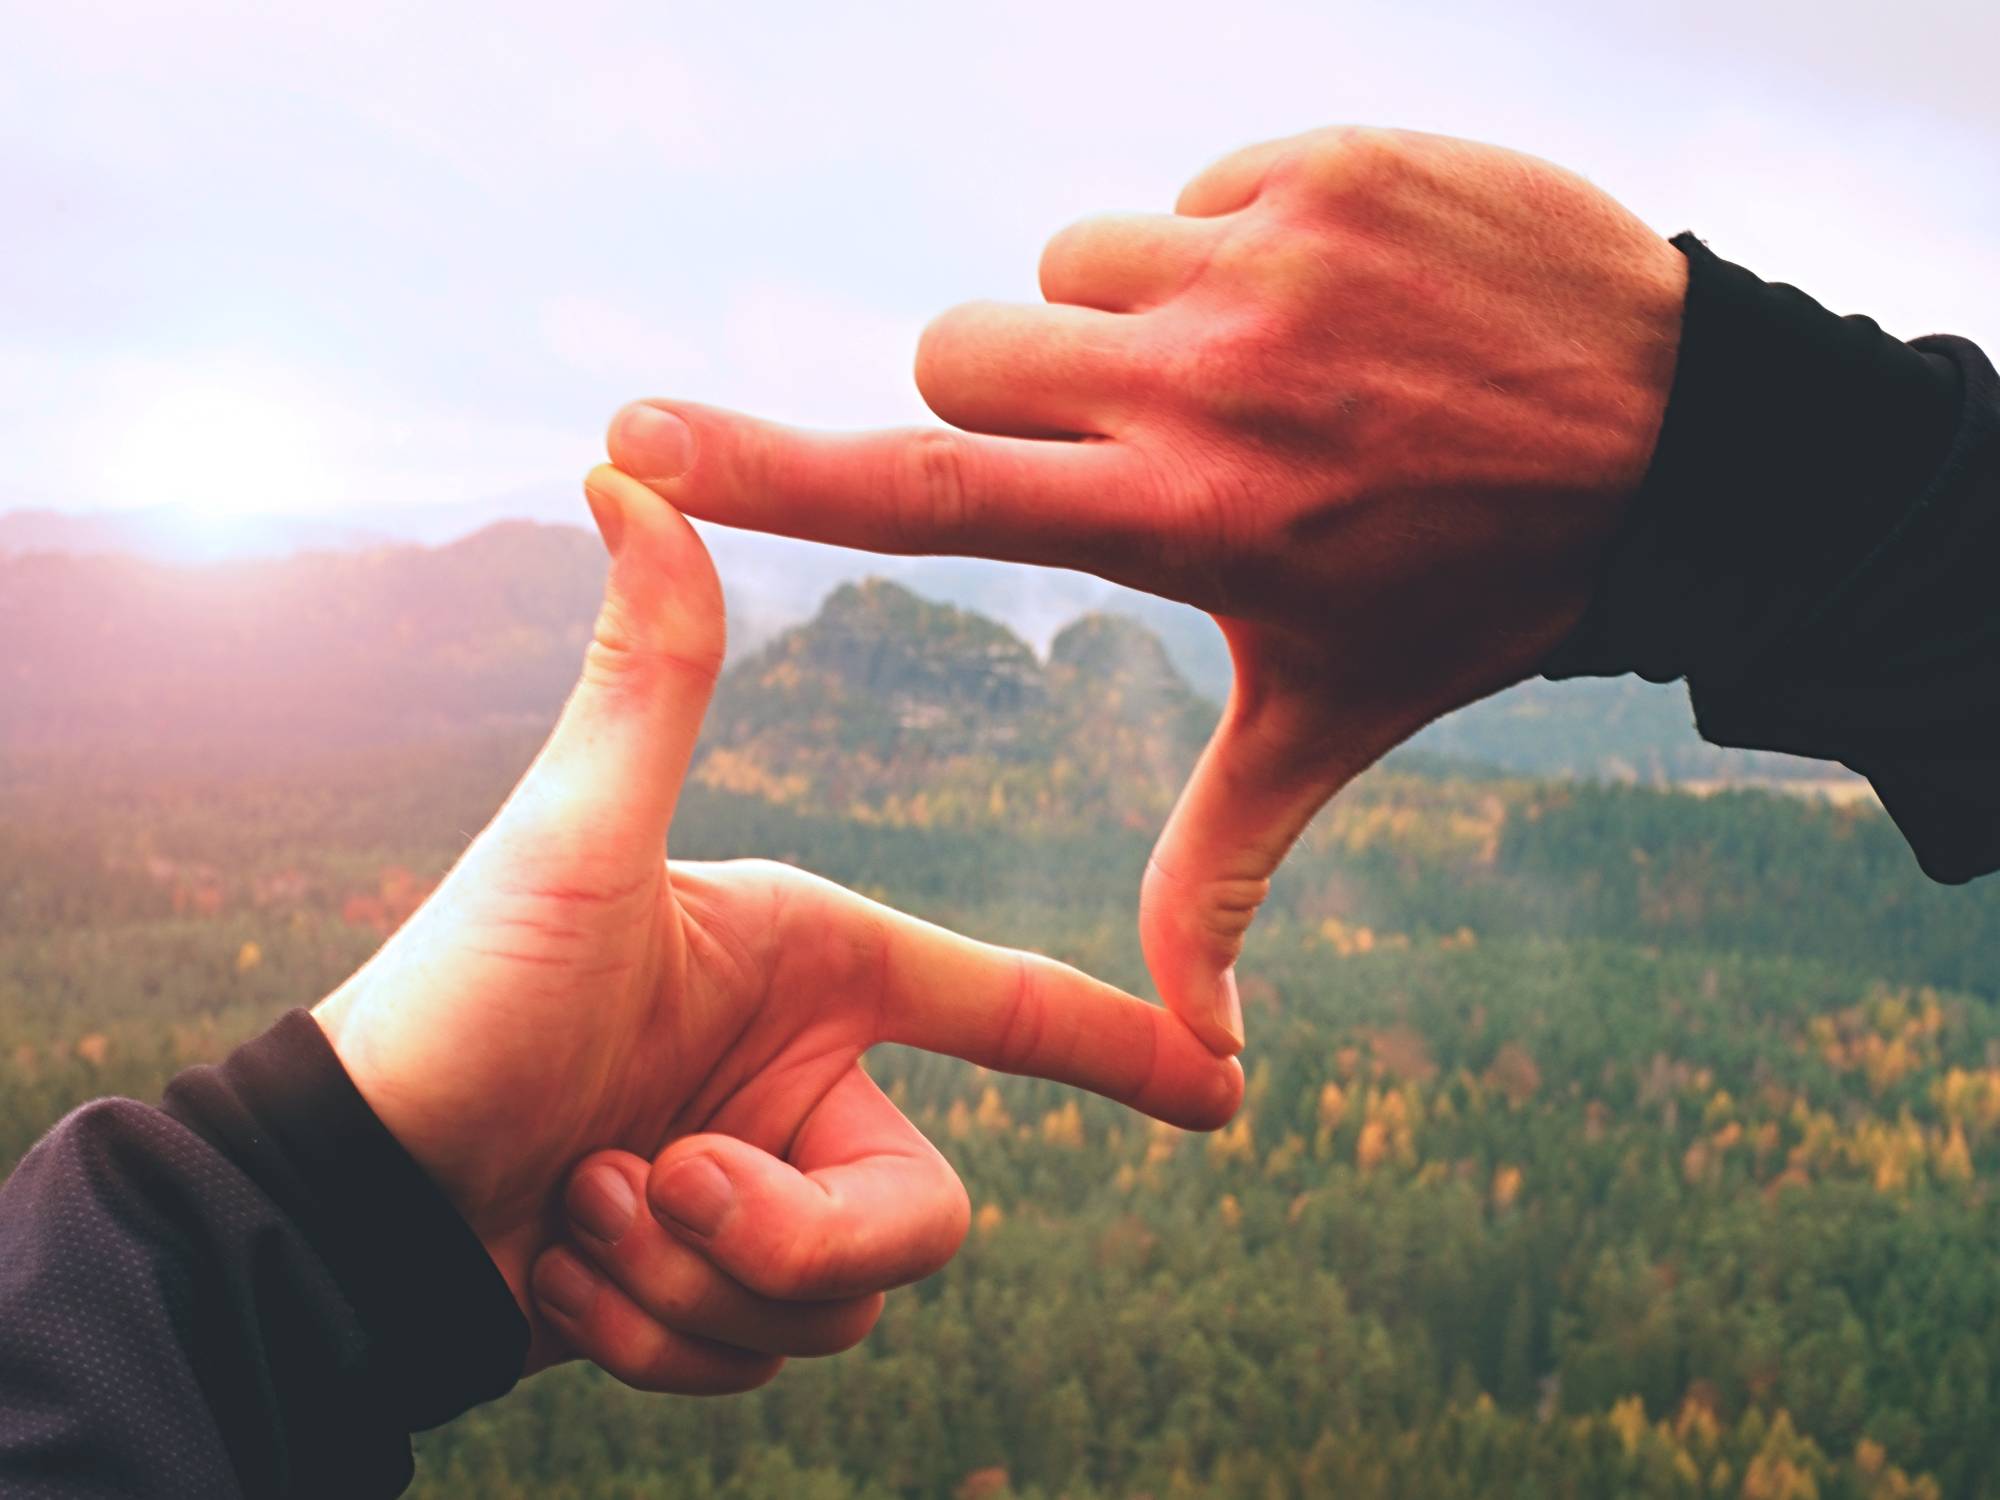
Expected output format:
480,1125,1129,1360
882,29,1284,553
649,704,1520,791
1674,1393,1720,1448
974,1203,1004,1235
75,1033,109,1068
1218,1193,1242,1229
235,940,262,973
1317,1081,1347,1130
1491,1164,1523,1212
695,748,811,804
1040,1099,1084,1148
946,1099,973,1140
1317,917,1377,956
1937,1123,1974,1183
1935,1066,2000,1133
1264,1132,1305,1178
1607,1394,1647,1455
1355,1119,1390,1174
1207,1114,1255,1166
973,1086,1013,1133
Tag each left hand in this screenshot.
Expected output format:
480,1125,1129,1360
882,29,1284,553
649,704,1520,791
312,467,1241,1391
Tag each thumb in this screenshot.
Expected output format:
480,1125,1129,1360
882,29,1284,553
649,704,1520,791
508,465,725,851
1141,622,1358,1056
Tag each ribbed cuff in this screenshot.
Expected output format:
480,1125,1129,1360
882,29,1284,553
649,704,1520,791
164,1010,529,1432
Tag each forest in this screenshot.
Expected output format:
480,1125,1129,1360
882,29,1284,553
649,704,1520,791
3,576,1998,1497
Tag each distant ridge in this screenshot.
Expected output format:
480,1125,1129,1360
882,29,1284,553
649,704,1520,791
0,513,1857,789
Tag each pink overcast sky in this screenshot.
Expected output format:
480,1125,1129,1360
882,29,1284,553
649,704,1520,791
4,0,1996,519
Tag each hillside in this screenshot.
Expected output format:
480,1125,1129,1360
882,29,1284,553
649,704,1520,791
0,510,1861,788
694,581,1214,829
2,539,1997,1495
0,522,603,758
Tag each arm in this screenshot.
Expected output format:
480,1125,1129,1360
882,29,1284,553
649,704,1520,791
1545,233,2000,882
0,1015,521,1498
0,468,1238,1498
601,126,1999,1054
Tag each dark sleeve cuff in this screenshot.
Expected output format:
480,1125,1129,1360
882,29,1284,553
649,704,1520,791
1543,232,2000,883
163,1010,529,1431
1542,231,1964,687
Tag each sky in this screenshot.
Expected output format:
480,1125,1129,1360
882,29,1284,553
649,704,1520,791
4,0,1997,521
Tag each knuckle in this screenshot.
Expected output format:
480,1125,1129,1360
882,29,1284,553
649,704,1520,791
893,427,976,550
913,300,996,396
1294,125,1419,207
1037,213,1114,288
1198,875,1271,959
642,1254,712,1326
754,1226,835,1300
582,617,723,695
988,954,1050,1073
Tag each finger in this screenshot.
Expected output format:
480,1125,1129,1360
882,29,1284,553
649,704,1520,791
505,466,725,853
530,1245,785,1395
606,401,1150,574
778,871,1244,1128
914,299,1135,438
1175,133,1303,217
1140,622,1359,1053
1038,211,1215,312
646,1069,971,1302
552,1150,884,1358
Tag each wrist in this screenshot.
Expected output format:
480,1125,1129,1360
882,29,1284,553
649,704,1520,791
165,1011,530,1420
1544,232,1962,687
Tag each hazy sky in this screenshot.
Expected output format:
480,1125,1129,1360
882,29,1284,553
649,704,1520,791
5,0,1997,518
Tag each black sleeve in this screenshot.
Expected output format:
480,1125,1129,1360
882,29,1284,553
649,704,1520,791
0,1011,529,1499
1543,231,2000,883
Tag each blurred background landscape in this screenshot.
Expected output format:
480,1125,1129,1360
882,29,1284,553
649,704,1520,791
5,516,1998,1498
7,0,2000,1494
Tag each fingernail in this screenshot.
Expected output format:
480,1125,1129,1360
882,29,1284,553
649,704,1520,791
582,477,625,556
614,403,696,482
536,1249,600,1320
1216,968,1246,1054
651,1154,733,1238
568,1162,637,1244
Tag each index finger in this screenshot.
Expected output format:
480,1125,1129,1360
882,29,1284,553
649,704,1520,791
606,401,1148,575
794,872,1244,1130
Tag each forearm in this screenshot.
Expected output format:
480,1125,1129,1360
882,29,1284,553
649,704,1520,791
1546,233,2000,881
0,1012,526,1498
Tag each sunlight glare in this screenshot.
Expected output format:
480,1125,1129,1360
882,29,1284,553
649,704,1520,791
97,380,341,521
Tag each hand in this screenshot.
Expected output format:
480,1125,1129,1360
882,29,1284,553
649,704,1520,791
603,126,1688,1054
312,467,1241,1392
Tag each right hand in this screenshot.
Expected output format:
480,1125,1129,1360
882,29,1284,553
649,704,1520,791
605,126,1689,1054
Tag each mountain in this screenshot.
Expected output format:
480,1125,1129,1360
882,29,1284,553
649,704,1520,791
0,522,604,761
0,516,1858,791
694,581,1213,830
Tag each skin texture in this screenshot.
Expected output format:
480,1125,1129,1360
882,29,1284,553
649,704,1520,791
312,467,1241,1394
604,126,1690,1056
